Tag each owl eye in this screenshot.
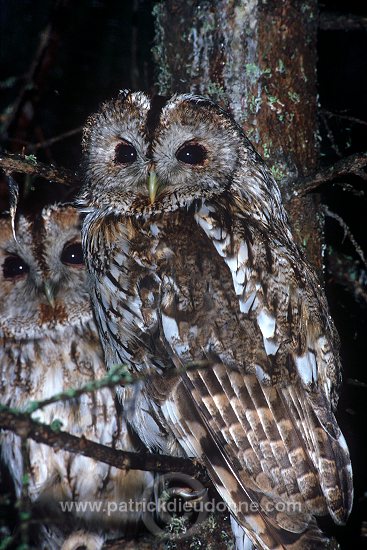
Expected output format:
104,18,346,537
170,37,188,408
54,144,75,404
176,142,207,166
115,140,137,164
61,242,84,267
3,255,29,280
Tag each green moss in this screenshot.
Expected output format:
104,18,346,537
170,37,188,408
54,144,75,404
24,154,37,165
189,537,203,549
245,63,261,81
21,474,29,486
277,58,285,74
201,17,216,33
267,95,279,105
270,164,287,182
262,141,272,159
50,419,63,432
168,515,188,536
245,64,271,82
206,513,217,531
19,512,31,522
288,91,300,104
206,82,227,103
0,536,14,550
249,95,262,114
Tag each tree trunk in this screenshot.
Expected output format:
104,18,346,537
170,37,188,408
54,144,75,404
153,0,323,272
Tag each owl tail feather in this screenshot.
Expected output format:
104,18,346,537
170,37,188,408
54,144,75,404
171,375,342,550
281,385,353,525
206,453,334,550
231,516,338,550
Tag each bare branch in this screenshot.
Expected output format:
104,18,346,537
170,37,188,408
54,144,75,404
326,250,367,306
0,0,72,139
287,152,367,200
0,405,207,481
321,109,367,128
319,110,342,158
5,126,83,151
24,360,212,417
24,364,133,413
319,12,367,31
347,378,367,389
323,205,367,270
0,151,80,187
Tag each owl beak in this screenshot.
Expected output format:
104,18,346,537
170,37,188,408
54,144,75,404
43,280,56,308
148,170,159,204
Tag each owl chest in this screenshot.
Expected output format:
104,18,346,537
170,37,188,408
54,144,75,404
109,214,223,304
98,212,246,369
0,330,126,501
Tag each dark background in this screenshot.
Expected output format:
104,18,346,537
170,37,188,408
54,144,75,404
0,1,366,548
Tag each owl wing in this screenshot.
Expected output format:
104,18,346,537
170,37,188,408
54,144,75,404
144,198,353,549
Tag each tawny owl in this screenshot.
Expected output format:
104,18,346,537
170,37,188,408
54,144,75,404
79,91,353,549
0,204,152,550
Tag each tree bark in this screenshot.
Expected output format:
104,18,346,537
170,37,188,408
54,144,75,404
153,0,323,272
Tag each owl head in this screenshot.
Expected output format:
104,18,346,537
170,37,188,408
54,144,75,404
80,91,282,221
0,205,91,340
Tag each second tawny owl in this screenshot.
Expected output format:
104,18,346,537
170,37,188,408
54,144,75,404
0,204,152,550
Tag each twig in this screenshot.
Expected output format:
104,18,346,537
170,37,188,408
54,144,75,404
347,378,367,389
0,405,207,480
24,364,133,413
1,0,72,139
0,24,52,137
323,205,367,270
0,151,79,187
0,74,25,90
24,360,211,414
319,12,367,31
321,109,367,128
333,182,364,198
5,127,83,151
319,110,342,158
327,250,367,306
287,152,367,200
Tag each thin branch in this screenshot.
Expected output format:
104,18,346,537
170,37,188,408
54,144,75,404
0,151,79,187
0,0,72,139
287,152,367,200
24,360,212,414
0,405,207,481
319,12,367,31
319,110,342,158
5,127,83,151
323,205,367,270
347,378,367,389
24,364,134,413
333,182,365,198
0,74,25,90
0,24,52,137
326,250,367,306
321,109,367,128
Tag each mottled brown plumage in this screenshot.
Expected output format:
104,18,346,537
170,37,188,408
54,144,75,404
79,91,353,549
0,205,151,550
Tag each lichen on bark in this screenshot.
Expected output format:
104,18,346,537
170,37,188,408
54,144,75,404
152,0,323,272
